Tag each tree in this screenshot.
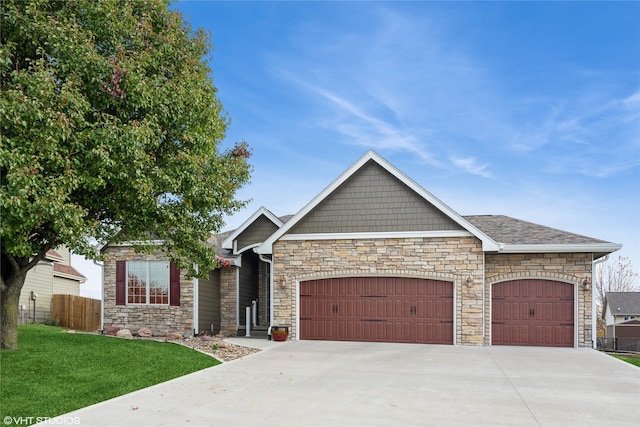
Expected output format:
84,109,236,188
594,256,639,336
0,0,251,350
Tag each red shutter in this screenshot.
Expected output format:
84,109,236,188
116,261,126,305
170,262,180,306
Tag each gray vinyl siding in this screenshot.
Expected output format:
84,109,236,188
238,251,259,326
20,262,54,323
290,160,463,234
53,276,81,296
235,215,280,251
198,270,221,334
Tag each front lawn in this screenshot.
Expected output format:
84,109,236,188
613,354,640,367
0,325,219,423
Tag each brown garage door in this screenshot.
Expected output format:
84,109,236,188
300,277,453,344
492,279,574,347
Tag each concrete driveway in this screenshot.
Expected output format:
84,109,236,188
57,340,639,427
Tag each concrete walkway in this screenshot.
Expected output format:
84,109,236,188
52,341,639,426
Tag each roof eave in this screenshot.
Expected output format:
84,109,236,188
496,243,622,254
53,272,86,283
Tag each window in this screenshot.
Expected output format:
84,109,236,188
127,261,169,305
624,316,636,321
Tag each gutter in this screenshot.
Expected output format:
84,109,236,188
93,259,104,331
193,264,199,336
497,243,622,254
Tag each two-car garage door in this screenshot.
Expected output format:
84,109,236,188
299,277,453,344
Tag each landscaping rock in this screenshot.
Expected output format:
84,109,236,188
167,332,183,340
201,335,213,342
105,326,120,336
137,327,153,337
116,329,133,339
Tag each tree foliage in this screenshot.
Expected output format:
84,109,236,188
0,0,251,349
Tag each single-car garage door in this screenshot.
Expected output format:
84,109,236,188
492,279,574,347
299,277,453,344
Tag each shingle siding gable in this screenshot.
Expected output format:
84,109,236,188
236,215,280,250
289,160,463,234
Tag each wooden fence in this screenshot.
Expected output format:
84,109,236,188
52,294,101,332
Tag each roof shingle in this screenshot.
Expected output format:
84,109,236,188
463,215,608,245
604,292,640,316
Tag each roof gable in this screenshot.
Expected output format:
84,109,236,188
258,151,498,254
289,160,463,234
221,207,283,254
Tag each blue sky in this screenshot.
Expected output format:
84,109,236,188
78,0,640,297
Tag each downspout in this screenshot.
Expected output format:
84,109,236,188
259,254,274,330
92,260,104,331
235,267,240,330
193,264,199,336
482,252,486,345
592,254,609,349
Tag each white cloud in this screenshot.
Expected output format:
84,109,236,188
450,157,492,178
312,87,442,166
622,91,640,107
264,3,638,183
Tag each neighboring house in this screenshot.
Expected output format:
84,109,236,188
602,292,640,344
20,246,86,323
102,151,621,348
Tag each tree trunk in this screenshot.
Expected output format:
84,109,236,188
1,272,27,351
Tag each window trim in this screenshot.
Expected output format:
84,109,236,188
126,261,170,306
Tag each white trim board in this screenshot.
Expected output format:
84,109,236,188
279,230,475,241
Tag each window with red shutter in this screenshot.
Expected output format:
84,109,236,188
116,261,126,305
119,261,171,305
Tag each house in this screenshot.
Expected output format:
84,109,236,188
102,151,621,347
20,247,86,323
602,292,640,349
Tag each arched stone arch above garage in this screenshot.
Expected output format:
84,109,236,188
484,253,593,348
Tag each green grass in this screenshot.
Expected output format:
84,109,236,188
0,325,220,422
613,354,640,367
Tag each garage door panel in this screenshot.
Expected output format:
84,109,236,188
492,279,574,347
300,277,453,344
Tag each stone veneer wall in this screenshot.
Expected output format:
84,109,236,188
272,237,484,345
219,266,238,336
484,253,593,347
103,247,193,336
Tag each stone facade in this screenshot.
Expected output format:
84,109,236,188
484,252,593,347
219,266,237,336
271,238,595,347
103,246,194,336
272,236,485,345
